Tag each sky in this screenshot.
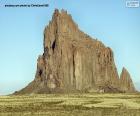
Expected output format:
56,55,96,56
0,0,140,95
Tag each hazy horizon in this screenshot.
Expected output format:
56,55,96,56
0,0,140,95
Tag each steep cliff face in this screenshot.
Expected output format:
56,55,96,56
15,9,136,94
120,68,136,93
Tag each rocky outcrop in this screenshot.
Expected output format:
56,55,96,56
14,9,136,94
120,68,136,92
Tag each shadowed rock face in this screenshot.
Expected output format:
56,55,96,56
14,9,136,94
120,68,136,92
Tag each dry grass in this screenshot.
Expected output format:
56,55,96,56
0,93,140,116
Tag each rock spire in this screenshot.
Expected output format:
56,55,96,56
14,9,136,94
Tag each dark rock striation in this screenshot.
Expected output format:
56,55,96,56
15,9,136,94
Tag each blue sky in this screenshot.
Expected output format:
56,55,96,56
0,0,140,95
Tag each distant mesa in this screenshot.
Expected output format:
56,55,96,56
14,9,136,94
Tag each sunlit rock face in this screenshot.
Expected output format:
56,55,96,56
15,9,136,94
120,68,136,93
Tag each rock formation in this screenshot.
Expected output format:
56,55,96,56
120,68,136,92
14,9,136,94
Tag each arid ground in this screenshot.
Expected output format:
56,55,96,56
0,93,140,116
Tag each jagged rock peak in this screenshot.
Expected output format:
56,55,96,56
121,67,131,80
53,9,68,17
122,67,128,73
50,9,77,28
120,67,136,93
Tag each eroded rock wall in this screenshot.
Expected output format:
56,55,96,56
15,9,136,94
